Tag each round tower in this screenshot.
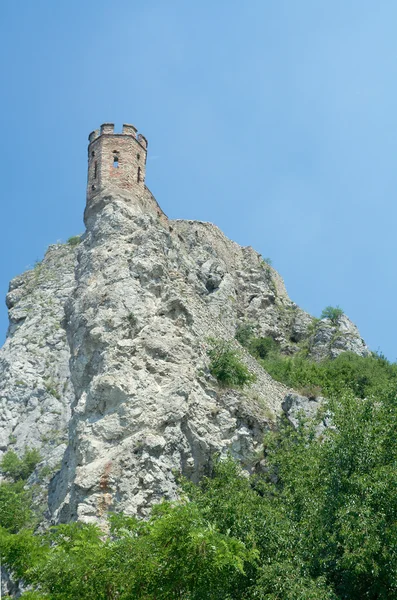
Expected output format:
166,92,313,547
86,123,148,202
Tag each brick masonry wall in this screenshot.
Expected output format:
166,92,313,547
87,131,147,202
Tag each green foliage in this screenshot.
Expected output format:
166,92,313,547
0,481,33,532
45,383,61,399
320,305,344,324
3,387,397,599
1,448,42,482
263,389,397,598
0,501,255,599
207,338,257,388
126,311,137,328
20,592,50,599
261,256,272,266
66,235,81,247
235,323,255,347
249,336,279,359
261,350,397,399
235,326,280,360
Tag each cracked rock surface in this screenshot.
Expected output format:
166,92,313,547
0,244,76,499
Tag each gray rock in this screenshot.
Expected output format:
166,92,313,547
0,185,369,525
0,245,75,472
282,393,323,427
308,315,369,361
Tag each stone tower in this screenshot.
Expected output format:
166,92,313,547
86,123,148,202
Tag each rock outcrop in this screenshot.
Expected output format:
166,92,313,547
0,246,75,480
0,183,369,524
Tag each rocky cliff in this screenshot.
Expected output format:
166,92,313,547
0,185,369,524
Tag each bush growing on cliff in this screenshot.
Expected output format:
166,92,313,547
207,338,257,387
235,323,255,347
66,235,81,247
320,305,344,324
249,336,279,360
235,325,280,360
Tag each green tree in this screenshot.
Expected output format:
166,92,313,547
1,448,41,482
264,388,397,598
1,503,255,600
0,481,33,532
320,305,344,324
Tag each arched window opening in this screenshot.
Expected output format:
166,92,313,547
137,167,141,183
113,155,119,168
137,153,140,161
94,161,97,179
91,151,95,157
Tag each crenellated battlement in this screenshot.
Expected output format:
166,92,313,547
87,123,148,149
86,122,148,203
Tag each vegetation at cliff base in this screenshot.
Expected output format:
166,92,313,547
0,448,41,534
1,335,397,598
2,379,397,598
1,448,41,482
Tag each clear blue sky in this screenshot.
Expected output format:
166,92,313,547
1,1,397,358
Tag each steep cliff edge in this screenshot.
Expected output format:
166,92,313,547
0,185,368,524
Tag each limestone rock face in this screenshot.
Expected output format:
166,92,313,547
49,193,288,522
0,245,76,485
307,314,369,361
282,392,331,431
0,186,369,524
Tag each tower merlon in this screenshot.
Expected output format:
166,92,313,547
88,129,100,143
137,134,148,149
122,123,138,136
100,123,115,135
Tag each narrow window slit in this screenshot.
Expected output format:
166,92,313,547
113,156,119,168
94,161,97,179
137,167,141,183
